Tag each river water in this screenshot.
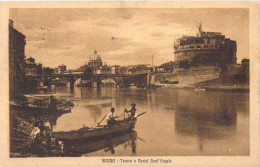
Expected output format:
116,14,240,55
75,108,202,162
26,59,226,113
32,87,249,156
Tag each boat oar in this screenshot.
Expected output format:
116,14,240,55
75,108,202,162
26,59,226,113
137,112,147,118
97,115,106,126
137,136,146,143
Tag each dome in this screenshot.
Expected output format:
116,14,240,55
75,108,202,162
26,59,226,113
89,50,102,62
89,54,102,62
88,50,103,68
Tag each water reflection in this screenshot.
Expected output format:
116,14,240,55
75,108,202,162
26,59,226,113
174,95,237,139
172,90,246,154
86,105,102,123
63,131,137,157
33,87,249,156
47,111,71,131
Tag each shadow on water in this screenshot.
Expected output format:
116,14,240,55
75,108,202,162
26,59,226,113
174,91,239,136
62,130,137,157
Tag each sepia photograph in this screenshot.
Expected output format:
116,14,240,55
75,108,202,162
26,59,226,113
0,1,259,167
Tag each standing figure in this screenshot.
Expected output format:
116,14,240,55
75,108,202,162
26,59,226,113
48,95,57,112
124,103,138,121
106,108,118,127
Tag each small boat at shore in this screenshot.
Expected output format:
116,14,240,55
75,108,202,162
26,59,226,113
36,86,48,90
52,118,137,141
194,88,206,91
10,101,71,114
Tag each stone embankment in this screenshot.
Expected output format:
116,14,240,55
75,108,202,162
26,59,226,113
150,65,249,91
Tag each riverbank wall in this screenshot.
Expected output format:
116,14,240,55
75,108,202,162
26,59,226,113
150,65,249,91
151,66,220,85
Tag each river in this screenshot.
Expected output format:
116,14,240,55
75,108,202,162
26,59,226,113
31,87,249,156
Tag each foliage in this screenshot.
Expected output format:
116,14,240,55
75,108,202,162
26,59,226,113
13,95,28,107
179,60,191,69
32,98,48,107
43,67,54,75
57,100,74,109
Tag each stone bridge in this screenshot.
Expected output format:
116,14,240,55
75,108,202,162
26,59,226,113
28,73,149,88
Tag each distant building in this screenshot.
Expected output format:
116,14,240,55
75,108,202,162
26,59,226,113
101,65,111,74
119,66,128,74
158,61,174,73
9,20,26,96
58,64,66,74
241,58,249,83
43,67,54,75
54,68,59,74
78,64,93,74
27,56,35,63
127,65,149,74
241,58,249,66
36,63,43,75
88,50,103,74
88,50,103,68
96,69,102,74
25,57,36,76
173,24,237,68
111,65,120,74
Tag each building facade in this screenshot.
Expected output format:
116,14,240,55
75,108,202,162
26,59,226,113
58,64,66,74
25,57,36,76
111,65,120,74
173,24,237,68
36,63,43,75
9,20,26,96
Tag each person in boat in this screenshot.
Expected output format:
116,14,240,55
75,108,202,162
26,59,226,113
106,107,118,126
48,95,57,112
124,103,138,121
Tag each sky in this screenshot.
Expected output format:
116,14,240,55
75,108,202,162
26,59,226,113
9,8,249,69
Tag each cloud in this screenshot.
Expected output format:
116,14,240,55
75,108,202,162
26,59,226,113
150,32,166,37
10,8,249,69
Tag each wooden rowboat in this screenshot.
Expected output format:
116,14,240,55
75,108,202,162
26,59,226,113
51,118,137,141
62,130,137,156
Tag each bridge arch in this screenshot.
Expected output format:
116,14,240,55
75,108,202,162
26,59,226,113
30,73,149,89
100,78,117,87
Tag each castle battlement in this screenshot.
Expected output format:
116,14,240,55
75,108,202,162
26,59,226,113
173,24,237,67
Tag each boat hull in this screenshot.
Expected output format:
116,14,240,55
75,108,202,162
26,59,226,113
52,119,137,141
63,130,137,156
10,102,71,114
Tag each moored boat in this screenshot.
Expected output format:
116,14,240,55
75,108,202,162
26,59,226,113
10,101,71,114
36,86,48,90
51,118,137,141
194,88,206,91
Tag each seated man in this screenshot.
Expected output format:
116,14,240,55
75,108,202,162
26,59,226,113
124,103,138,121
106,107,118,126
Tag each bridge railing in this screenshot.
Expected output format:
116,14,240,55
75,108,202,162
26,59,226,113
30,73,148,78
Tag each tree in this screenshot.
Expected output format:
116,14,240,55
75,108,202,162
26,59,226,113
43,67,54,75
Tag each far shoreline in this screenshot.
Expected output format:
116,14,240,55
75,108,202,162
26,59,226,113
154,84,249,93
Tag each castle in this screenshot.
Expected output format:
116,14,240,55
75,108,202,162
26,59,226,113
173,24,237,68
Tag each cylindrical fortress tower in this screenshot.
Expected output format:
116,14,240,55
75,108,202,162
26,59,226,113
173,24,237,68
